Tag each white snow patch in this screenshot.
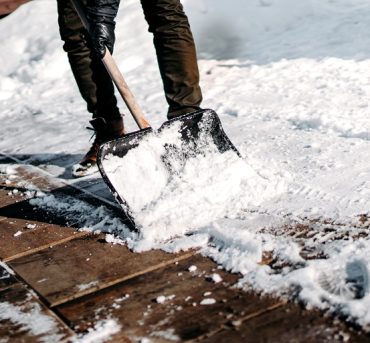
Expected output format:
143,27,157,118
26,223,37,229
209,273,223,283
155,296,166,304
74,319,121,343
200,298,217,305
76,281,99,292
0,296,64,342
137,338,152,343
151,328,180,341
156,295,175,304
105,234,125,245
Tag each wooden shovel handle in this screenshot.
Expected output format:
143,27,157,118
102,52,151,129
71,0,151,130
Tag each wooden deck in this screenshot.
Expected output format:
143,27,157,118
0,152,369,342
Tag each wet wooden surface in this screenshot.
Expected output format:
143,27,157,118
0,155,369,342
0,187,29,209
56,254,283,342
0,164,65,191
0,217,87,262
9,234,195,307
200,304,369,343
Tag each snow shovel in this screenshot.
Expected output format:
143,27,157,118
72,0,240,229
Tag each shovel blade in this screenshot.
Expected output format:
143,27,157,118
97,109,240,229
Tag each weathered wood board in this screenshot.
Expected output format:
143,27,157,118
200,304,370,343
0,217,87,262
0,188,28,209
0,164,65,192
0,284,72,343
9,234,195,307
56,254,282,342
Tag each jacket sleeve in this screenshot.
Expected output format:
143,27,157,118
86,0,120,20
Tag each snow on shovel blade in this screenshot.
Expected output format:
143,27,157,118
97,109,240,230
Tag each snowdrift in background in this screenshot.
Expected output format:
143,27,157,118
184,0,312,60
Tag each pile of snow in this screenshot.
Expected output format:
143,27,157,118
3,0,370,332
102,113,283,240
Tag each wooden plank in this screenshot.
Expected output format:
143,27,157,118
0,164,69,213
0,263,18,292
0,188,27,209
56,254,282,342
9,234,195,307
0,163,81,207
0,284,72,343
0,218,87,262
0,164,43,188
200,304,370,343
3,165,66,192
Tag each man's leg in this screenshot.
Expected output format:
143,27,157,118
57,0,120,121
140,0,203,119
57,0,124,175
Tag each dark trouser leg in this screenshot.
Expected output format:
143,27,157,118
140,0,203,118
57,0,120,120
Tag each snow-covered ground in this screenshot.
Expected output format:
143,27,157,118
2,0,370,333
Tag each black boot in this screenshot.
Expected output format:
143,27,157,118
167,106,202,120
72,116,125,177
